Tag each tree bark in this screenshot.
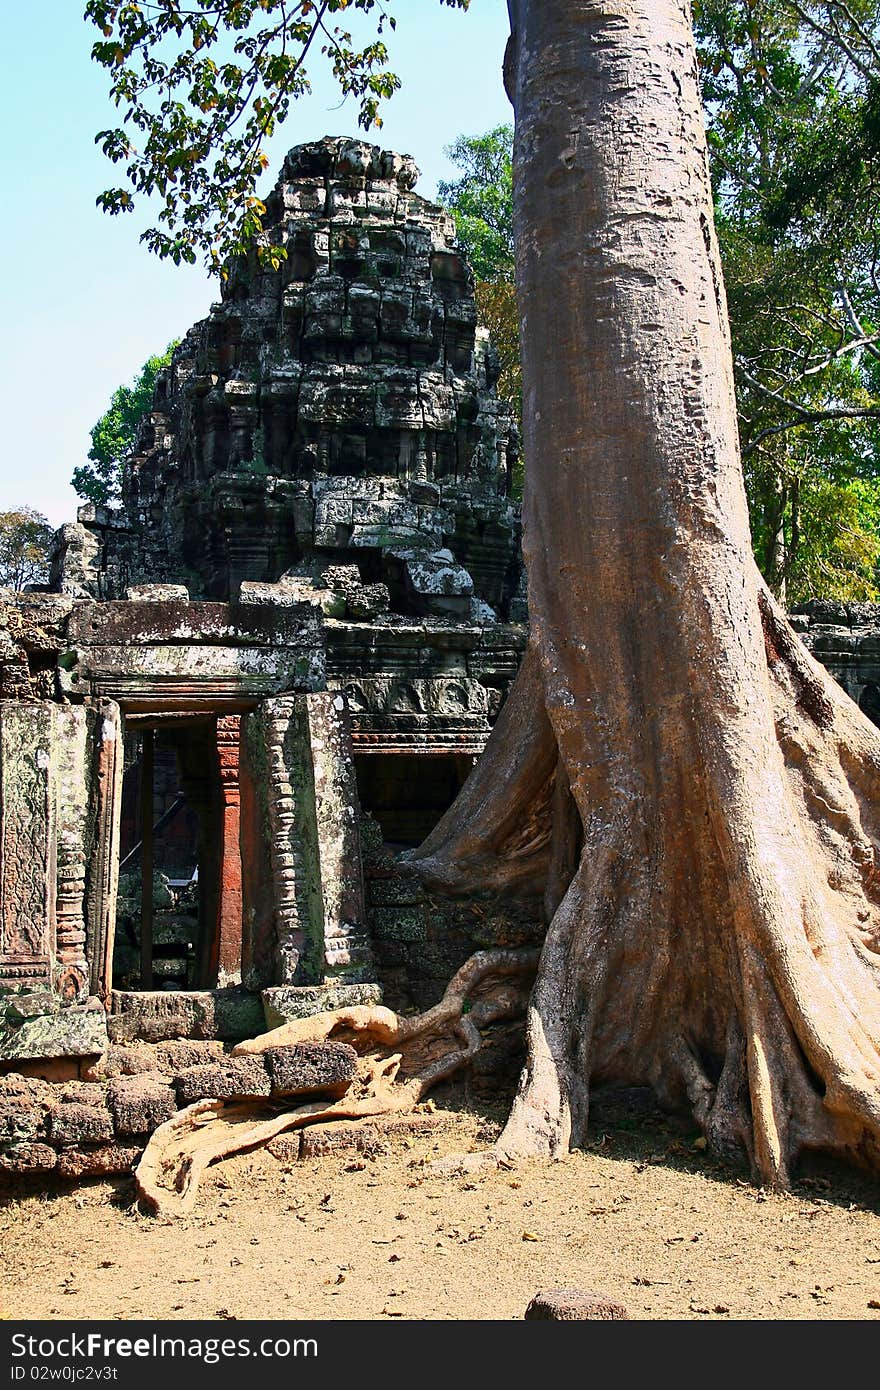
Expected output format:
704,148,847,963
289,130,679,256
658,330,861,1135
411,0,880,1186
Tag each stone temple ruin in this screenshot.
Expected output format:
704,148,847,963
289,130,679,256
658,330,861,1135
0,137,529,1151
2,138,880,1182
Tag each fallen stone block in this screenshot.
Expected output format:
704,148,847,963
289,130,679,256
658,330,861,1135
298,1111,449,1160
0,999,108,1062
106,1075,177,1135
56,1142,141,1179
265,1133,302,1164
265,1042,358,1099
524,1289,630,1321
173,1056,271,1105
49,1102,114,1148
83,1044,158,1080
262,982,382,1028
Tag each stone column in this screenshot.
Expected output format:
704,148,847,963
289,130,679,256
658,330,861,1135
86,699,123,1002
214,714,243,985
305,692,373,983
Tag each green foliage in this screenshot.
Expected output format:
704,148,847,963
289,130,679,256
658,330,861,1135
693,0,880,599
0,508,54,592
437,124,514,280
87,0,469,273
438,126,521,475
72,343,178,505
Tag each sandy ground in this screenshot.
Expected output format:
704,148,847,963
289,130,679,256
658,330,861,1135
1,1087,879,1322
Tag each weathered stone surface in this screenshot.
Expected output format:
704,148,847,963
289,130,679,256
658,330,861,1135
262,982,382,1028
173,1056,271,1104
106,1075,177,1135
371,908,426,942
0,1073,56,1103
155,1040,226,1072
56,1142,141,1179
108,990,264,1044
58,1081,107,1107
298,1111,449,1159
0,1000,108,1063
265,1133,302,1163
0,1100,48,1143
265,1042,358,1098
49,1102,114,1147
83,1044,158,1079
0,1142,58,1173
126,584,189,602
524,1289,630,1321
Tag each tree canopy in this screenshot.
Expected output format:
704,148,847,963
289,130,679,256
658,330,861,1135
0,508,54,591
693,0,880,601
437,125,522,458
72,343,178,506
86,0,468,273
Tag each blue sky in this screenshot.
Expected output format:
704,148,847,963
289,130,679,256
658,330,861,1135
0,0,511,528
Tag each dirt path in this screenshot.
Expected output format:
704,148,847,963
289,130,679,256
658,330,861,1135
2,1090,879,1321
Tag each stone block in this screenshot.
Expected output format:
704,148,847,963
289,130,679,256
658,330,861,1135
299,1112,448,1160
262,982,382,1028
84,1044,159,1079
56,1143,142,1179
59,1082,107,1107
0,1100,46,1143
524,1289,630,1321
0,1073,55,1103
371,908,426,942
173,1056,271,1105
155,1040,226,1072
49,1102,114,1147
3,992,56,1022
108,989,264,1044
265,1042,358,1098
125,584,189,602
107,1075,177,1135
0,1000,108,1063
265,1133,302,1163
0,1142,58,1174
367,876,425,906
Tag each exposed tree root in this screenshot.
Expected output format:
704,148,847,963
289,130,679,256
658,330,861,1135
407,584,880,1189
134,948,538,1217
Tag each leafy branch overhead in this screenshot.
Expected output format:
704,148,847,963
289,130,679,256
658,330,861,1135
87,0,468,273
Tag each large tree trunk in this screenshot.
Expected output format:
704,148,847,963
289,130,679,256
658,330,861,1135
411,0,880,1186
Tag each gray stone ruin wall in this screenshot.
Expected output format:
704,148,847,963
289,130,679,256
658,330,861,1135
791,600,880,723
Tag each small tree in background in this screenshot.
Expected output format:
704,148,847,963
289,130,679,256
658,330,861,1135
438,126,522,474
0,508,54,591
72,344,178,506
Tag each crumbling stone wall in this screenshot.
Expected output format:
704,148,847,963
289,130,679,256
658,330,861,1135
0,1037,362,1179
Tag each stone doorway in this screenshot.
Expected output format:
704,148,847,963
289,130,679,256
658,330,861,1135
354,752,475,849
110,713,244,994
